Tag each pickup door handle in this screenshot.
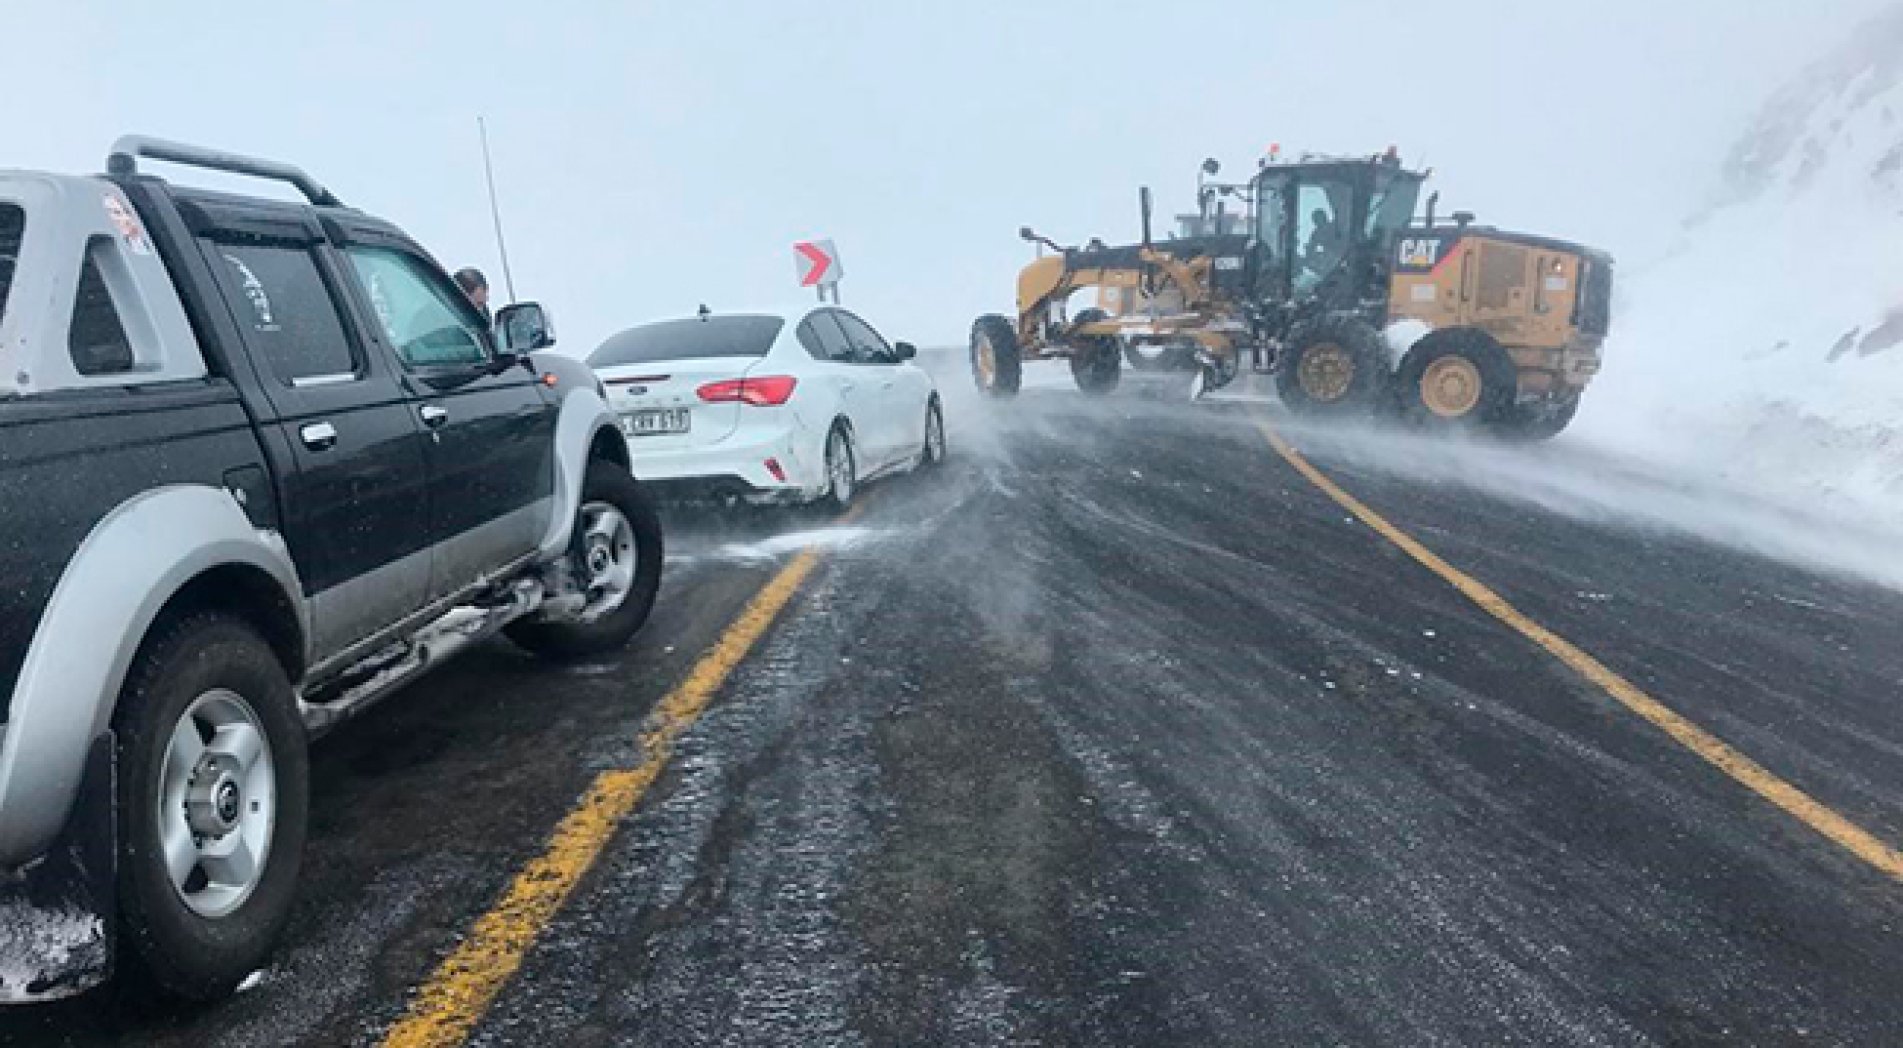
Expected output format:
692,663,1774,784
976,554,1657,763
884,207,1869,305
299,422,338,451
419,404,450,428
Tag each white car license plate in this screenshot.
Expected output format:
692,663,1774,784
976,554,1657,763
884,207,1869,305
623,409,690,436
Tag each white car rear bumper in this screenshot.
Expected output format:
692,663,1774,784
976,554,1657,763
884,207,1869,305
625,421,825,502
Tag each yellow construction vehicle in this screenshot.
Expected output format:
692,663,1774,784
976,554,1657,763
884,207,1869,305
969,151,1613,438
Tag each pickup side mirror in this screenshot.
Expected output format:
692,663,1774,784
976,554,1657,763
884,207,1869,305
894,341,917,361
497,301,556,353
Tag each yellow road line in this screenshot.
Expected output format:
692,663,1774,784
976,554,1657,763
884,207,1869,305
1256,419,1903,882
382,547,828,1048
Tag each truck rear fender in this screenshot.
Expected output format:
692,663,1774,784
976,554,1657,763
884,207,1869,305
0,485,306,868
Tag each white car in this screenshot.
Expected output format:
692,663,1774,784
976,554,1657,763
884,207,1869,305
589,305,945,506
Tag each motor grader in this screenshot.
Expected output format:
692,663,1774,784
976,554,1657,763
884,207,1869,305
968,151,1614,438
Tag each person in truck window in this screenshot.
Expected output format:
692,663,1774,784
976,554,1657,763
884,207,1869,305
454,266,492,325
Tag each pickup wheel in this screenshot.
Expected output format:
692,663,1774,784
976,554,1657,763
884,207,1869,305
114,611,307,1002
507,461,663,659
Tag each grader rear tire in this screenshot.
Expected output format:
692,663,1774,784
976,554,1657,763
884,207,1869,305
1395,328,1517,431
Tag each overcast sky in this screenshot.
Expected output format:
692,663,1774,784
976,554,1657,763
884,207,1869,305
4,1,1891,349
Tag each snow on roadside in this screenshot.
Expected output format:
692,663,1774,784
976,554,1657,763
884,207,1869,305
0,904,105,1000
1572,6,1903,533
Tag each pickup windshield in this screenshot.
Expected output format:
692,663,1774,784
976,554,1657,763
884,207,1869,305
0,204,21,331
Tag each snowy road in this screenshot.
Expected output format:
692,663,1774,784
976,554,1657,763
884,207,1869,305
9,365,1903,1046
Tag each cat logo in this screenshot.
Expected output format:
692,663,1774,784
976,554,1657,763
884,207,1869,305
1397,237,1443,268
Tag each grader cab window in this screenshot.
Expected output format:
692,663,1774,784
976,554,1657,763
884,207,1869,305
1294,179,1354,294
1365,170,1424,244
1251,173,1292,295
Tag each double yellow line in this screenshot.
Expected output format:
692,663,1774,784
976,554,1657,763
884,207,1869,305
382,546,828,1048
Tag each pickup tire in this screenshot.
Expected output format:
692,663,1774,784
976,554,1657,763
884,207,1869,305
114,611,308,1002
507,461,663,659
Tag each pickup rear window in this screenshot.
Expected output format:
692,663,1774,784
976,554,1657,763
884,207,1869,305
0,205,21,330
590,315,784,368
207,242,358,384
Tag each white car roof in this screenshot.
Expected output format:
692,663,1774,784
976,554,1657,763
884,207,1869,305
627,303,866,326
593,303,896,360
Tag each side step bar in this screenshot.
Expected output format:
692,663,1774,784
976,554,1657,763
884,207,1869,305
299,578,544,738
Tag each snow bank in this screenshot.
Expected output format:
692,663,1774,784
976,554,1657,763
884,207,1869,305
1573,5,1903,531
0,903,104,1001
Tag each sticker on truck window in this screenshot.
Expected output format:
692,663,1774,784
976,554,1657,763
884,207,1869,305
102,196,151,256
221,253,280,331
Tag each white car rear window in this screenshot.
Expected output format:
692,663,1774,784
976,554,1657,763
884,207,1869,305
591,315,783,368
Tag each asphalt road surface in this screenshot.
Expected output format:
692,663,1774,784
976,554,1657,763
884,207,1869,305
8,361,1903,1046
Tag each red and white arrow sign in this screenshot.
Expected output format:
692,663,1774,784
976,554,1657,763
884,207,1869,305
794,239,843,287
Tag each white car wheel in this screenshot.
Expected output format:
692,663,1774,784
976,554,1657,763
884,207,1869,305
824,425,855,508
923,400,946,466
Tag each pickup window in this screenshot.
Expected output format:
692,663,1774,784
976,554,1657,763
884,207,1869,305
0,204,20,328
208,241,358,385
345,246,488,368
69,237,136,376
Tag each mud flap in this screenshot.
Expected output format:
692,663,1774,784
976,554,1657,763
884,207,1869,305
0,733,115,1003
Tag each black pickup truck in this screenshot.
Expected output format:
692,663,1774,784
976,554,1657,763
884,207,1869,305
0,138,663,1002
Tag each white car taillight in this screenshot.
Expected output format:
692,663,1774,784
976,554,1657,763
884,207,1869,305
696,375,798,407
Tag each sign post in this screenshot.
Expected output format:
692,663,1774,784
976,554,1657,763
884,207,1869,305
794,239,843,303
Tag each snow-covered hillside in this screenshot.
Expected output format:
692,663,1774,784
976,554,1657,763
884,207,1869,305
1574,4,1903,528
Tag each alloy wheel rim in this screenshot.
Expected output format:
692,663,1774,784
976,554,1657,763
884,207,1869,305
158,688,275,918
576,501,637,621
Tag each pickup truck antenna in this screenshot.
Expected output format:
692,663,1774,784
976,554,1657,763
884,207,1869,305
478,116,519,303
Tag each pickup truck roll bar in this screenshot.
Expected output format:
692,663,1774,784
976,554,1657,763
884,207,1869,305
106,135,344,208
